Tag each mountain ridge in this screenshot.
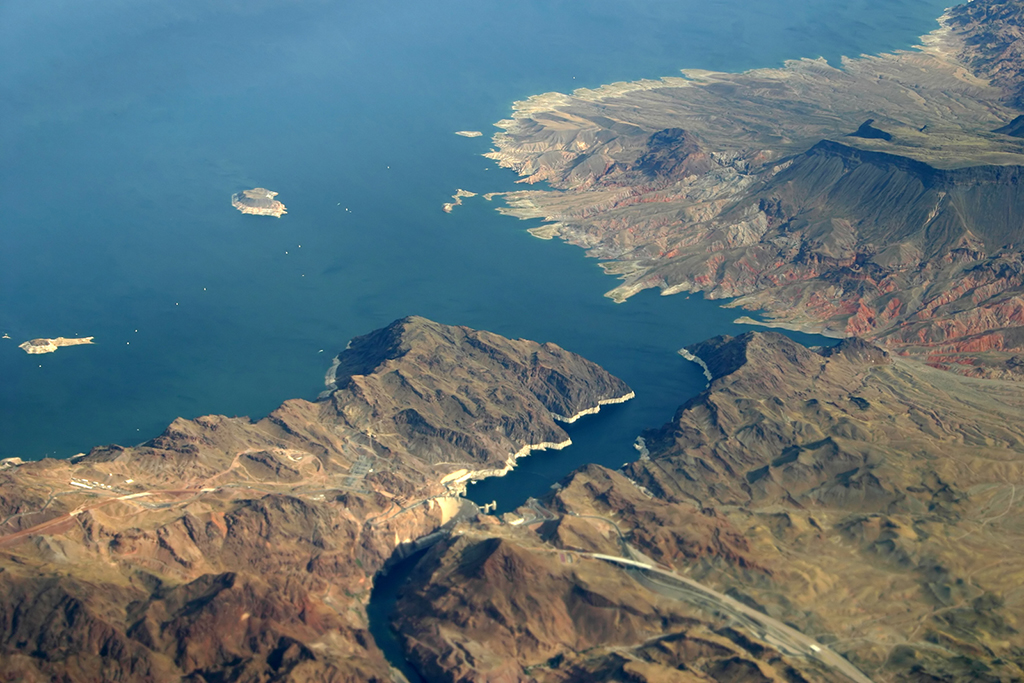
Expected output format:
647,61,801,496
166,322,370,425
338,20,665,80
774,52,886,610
0,317,631,682
388,331,1024,681
486,0,1024,379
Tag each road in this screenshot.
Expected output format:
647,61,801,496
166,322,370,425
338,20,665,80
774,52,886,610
0,490,179,549
1,481,874,683
588,546,874,683
538,505,874,683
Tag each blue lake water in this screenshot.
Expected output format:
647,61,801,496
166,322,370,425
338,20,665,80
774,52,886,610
1,0,950,501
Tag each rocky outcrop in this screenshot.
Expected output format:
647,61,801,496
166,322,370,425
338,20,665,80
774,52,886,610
0,317,630,682
486,0,1024,378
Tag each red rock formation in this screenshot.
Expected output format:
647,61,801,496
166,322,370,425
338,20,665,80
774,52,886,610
487,2,1024,378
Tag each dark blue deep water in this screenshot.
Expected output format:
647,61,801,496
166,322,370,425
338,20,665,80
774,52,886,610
2,0,949,494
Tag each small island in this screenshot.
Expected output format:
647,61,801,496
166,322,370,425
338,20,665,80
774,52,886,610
442,188,476,213
19,337,95,355
231,188,287,217
454,130,483,137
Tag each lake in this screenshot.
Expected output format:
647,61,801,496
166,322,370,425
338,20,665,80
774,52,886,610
1,0,949,502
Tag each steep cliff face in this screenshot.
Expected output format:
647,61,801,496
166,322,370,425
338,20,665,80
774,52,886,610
0,317,630,682
752,142,1024,257
645,142,1024,376
487,0,1024,378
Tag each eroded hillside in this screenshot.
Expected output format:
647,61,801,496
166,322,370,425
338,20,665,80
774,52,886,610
487,0,1024,379
391,332,1024,681
0,317,631,682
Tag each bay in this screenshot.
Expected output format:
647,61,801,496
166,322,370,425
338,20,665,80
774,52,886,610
2,2,956,676
1,0,949,479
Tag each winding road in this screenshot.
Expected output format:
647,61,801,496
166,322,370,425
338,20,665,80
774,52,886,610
592,549,874,683
552,506,875,683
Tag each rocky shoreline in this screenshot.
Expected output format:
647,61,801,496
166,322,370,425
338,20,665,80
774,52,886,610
387,331,1024,682
484,1,1024,380
551,390,636,423
0,317,630,682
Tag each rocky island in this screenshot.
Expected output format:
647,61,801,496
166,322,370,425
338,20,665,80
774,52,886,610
485,0,1024,380
18,336,94,354
442,188,476,213
0,317,631,682
231,187,287,217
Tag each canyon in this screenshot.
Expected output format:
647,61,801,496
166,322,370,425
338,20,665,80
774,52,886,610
3,1,1024,681
392,332,1024,682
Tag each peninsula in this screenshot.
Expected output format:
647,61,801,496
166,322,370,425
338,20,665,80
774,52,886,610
486,0,1024,380
231,187,287,217
18,336,94,354
0,317,631,682
5,322,1022,681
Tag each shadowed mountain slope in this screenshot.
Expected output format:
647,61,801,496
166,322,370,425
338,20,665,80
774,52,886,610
0,317,630,682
